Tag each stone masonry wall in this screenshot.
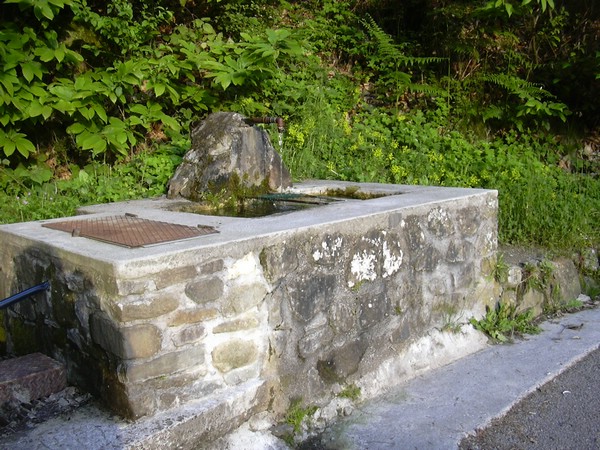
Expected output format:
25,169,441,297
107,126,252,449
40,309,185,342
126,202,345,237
0,190,497,422
260,193,497,414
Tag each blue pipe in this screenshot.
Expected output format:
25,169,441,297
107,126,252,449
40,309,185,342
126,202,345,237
0,281,50,309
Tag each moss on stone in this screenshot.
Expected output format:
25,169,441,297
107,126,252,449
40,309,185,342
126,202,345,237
0,311,6,354
11,318,38,355
316,359,344,384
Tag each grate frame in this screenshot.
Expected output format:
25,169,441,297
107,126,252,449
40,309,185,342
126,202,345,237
42,214,217,248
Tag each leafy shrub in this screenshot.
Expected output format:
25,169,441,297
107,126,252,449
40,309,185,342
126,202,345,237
470,302,541,343
285,103,599,250
0,145,183,224
0,0,598,258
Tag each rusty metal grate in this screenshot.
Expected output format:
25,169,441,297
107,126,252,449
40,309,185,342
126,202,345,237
42,214,217,248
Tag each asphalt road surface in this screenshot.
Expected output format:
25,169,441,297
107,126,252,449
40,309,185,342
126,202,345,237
460,346,600,450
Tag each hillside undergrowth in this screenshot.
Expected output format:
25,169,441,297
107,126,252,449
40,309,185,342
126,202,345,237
0,0,598,252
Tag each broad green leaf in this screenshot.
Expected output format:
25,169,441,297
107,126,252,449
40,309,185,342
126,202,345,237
10,95,27,112
202,22,215,34
2,140,16,157
48,0,73,9
2,52,22,71
0,74,16,97
52,99,76,114
167,85,180,104
74,74,90,90
107,116,126,127
78,132,101,149
14,135,35,157
214,73,232,89
49,84,75,101
91,138,107,155
25,83,47,98
80,107,94,120
67,122,86,134
28,100,45,117
78,169,90,182
64,48,84,63
129,116,144,126
160,114,180,131
153,83,166,97
128,104,148,115
34,46,56,62
92,103,107,123
26,164,52,184
113,130,128,145
41,104,52,119
35,2,56,21
266,29,290,45
54,45,65,63
17,88,33,101
79,132,106,154
0,129,14,157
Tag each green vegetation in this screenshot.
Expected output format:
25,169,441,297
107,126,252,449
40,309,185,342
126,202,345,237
0,0,598,253
435,303,463,333
562,299,585,310
285,398,318,433
338,383,361,401
283,397,318,444
492,254,510,284
470,302,541,342
522,260,555,294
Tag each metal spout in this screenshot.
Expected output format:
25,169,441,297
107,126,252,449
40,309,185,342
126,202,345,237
247,117,285,133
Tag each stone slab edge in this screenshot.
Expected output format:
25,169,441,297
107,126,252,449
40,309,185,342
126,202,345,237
126,379,268,449
0,379,267,449
0,353,66,405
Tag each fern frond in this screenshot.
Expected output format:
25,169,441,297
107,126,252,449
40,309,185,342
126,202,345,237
481,73,552,100
407,83,448,97
362,15,446,67
362,14,401,59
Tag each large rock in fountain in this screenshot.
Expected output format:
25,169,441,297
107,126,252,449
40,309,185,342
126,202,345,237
167,112,291,201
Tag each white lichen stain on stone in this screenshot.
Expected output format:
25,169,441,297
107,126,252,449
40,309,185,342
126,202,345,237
313,237,343,262
312,249,323,261
484,231,495,252
229,253,258,278
382,240,403,278
348,250,377,288
428,207,449,224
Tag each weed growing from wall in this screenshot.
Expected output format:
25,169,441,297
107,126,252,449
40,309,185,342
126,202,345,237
470,302,541,343
338,383,361,401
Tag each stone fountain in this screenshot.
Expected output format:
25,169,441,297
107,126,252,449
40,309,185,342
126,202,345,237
168,112,291,201
0,113,498,448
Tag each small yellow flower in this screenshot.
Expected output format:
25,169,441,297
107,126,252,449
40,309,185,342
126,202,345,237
341,118,352,136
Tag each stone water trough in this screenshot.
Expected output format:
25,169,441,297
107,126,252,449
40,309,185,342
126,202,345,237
0,113,498,446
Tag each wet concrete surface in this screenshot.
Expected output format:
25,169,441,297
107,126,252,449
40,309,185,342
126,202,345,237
310,303,600,450
460,345,600,450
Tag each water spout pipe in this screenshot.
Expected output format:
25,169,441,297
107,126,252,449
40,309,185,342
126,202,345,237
0,281,50,309
247,117,285,133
